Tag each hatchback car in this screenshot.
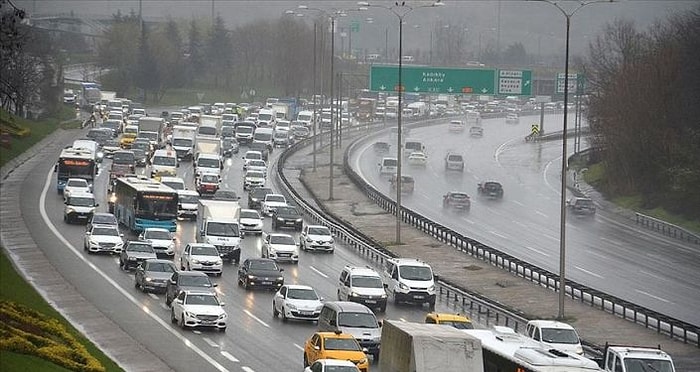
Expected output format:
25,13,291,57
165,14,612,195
303,332,369,372
238,208,263,235
444,152,464,171
243,170,266,190
180,243,223,276
567,197,596,216
237,258,284,290
262,233,299,263
407,151,428,167
272,284,323,322
477,181,504,199
63,178,91,199
134,259,177,293
300,225,334,253
442,191,471,211
86,212,118,231
119,241,157,271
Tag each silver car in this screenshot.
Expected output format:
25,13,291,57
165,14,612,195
134,259,177,293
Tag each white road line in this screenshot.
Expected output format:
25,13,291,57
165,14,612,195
243,309,270,328
399,317,407,322
575,266,604,279
38,170,230,372
535,210,548,218
148,293,159,300
511,200,525,207
587,250,607,260
635,289,673,304
309,265,328,278
600,237,623,246
193,330,202,335
220,351,239,363
525,246,550,257
293,343,304,351
512,220,528,228
543,156,562,195
461,217,476,225
489,231,508,239
202,337,219,348
242,367,255,372
640,270,668,282
542,234,558,242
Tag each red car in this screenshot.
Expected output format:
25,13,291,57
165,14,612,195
196,174,220,195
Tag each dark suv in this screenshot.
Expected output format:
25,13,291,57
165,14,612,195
248,187,273,210
567,197,596,216
477,181,504,199
271,205,303,231
442,191,471,211
165,271,218,306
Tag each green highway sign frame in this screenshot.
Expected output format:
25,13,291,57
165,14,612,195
497,69,532,96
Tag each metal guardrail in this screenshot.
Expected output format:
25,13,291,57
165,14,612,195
275,113,699,350
634,213,700,246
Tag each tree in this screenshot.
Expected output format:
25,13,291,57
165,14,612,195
206,15,232,88
97,11,140,96
502,42,528,66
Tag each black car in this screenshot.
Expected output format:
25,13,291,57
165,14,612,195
373,141,391,155
221,137,239,157
237,258,284,291
271,205,303,231
443,191,471,211
119,241,157,271
477,181,504,199
86,212,118,231
567,197,596,216
165,271,218,306
248,187,273,210
212,188,240,201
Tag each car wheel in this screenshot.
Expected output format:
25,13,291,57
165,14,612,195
220,327,226,332
179,315,186,329
281,307,288,322
272,303,279,318
243,279,250,290
380,304,387,313
393,291,401,305
171,309,177,324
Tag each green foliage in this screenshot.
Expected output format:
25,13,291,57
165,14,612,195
0,350,74,372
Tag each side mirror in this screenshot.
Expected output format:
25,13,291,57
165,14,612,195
219,302,225,307
119,233,124,237
85,232,91,236
95,203,100,207
378,320,383,327
213,283,218,287
383,283,388,289
279,268,284,272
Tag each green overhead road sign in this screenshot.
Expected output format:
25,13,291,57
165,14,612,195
498,69,532,96
369,65,496,94
556,73,585,94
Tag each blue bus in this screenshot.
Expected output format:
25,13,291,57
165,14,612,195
109,176,178,232
55,147,97,193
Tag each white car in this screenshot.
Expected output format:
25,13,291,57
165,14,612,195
262,233,299,263
180,243,223,276
469,126,483,137
243,170,266,190
299,225,334,253
242,150,263,170
170,291,227,331
304,359,359,372
160,176,187,191
139,227,175,258
63,178,91,199
84,224,124,254
272,284,323,322
262,194,287,216
506,113,520,124
407,151,428,167
238,209,263,235
246,159,267,175
64,191,98,224
448,120,465,132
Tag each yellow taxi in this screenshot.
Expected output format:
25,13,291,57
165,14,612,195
424,312,474,329
303,331,369,372
120,125,139,148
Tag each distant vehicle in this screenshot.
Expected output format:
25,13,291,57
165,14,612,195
139,227,175,259
299,225,334,253
525,320,583,355
442,191,471,211
407,151,428,167
63,191,98,224
378,157,398,175
271,205,303,231
262,233,299,263
448,120,465,132
134,259,177,293
303,332,369,371
477,181,504,199
84,224,124,254
373,141,390,155
238,208,263,235
469,126,483,137
261,193,287,216
444,152,464,171
119,241,157,271
237,258,285,290
567,196,596,216
180,243,223,276
389,174,415,194
272,284,324,322
506,113,520,124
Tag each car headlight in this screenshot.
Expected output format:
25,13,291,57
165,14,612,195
359,358,368,365
305,237,313,242
218,313,227,320
295,218,303,223
247,275,256,280
276,217,284,221
128,256,137,261
399,282,409,290
286,303,297,310
215,259,222,265
115,242,124,248
184,311,195,318
276,276,283,281
428,285,435,292
89,239,99,246
66,207,75,214
575,346,583,355
350,292,359,297
145,277,152,282
109,194,117,203
192,259,200,264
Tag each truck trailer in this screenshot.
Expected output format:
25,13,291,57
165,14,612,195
196,199,243,264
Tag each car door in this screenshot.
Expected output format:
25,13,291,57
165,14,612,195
173,291,186,320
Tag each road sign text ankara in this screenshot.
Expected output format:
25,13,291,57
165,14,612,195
370,65,496,94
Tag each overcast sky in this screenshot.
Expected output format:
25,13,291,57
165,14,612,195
17,0,698,57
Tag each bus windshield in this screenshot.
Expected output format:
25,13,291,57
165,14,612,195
57,158,95,180
136,193,178,220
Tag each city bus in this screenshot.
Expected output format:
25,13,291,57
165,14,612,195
109,176,178,232
463,326,601,372
55,147,97,193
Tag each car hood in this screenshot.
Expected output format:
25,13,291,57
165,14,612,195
285,298,323,311
91,235,123,244
148,239,173,248
268,244,298,253
307,234,332,242
352,287,387,297
183,304,225,317
142,271,174,281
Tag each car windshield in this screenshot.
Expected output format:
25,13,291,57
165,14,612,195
249,260,279,271
132,149,145,157
128,243,153,253
576,199,594,207
484,182,501,189
93,215,116,224
541,328,580,344
206,222,239,237
277,207,299,216
180,275,212,287
249,160,266,167
67,179,88,187
308,227,330,236
113,152,135,164
172,138,192,147
450,193,470,200
179,194,199,204
201,175,219,183
185,294,219,306
153,156,176,166
246,152,262,160
146,262,175,273
198,126,217,136
237,126,254,134
383,159,397,167
447,155,463,162
68,197,95,207
624,359,674,372
247,171,264,179
162,181,184,190
145,230,170,240
440,320,474,330
93,227,119,236
405,142,421,150
399,265,433,281
197,157,219,168
352,276,384,288
337,313,378,328
191,245,220,256
287,288,319,300
324,338,361,351
240,210,259,219
270,235,296,245
266,195,285,203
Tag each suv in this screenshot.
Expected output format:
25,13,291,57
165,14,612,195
165,270,218,306
477,181,504,199
442,191,471,211
337,266,387,312
567,197,596,216
525,320,583,355
271,205,303,231
248,187,273,210
64,192,98,224
383,258,436,308
444,152,464,171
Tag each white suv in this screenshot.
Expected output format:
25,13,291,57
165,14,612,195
444,152,464,171
383,258,436,308
525,320,583,355
337,265,387,312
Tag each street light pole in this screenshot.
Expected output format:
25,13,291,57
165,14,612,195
312,22,318,172
359,0,443,244
532,0,612,320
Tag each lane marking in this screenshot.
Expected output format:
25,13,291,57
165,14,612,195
640,270,668,282
587,250,607,260
543,156,562,195
575,266,604,279
489,231,508,239
242,367,255,372
193,330,202,335
461,218,476,225
220,351,239,363
148,293,159,300
635,289,673,304
535,210,548,218
39,170,230,372
202,337,219,348
525,246,550,257
309,265,328,278
293,343,304,351
542,234,558,242
243,309,270,328
511,200,525,207
600,237,622,246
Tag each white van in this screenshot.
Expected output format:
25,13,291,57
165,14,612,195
448,120,465,132
150,149,178,179
252,127,274,149
525,320,584,355
257,109,276,127
317,301,382,360
378,157,398,175
403,139,425,157
383,258,436,308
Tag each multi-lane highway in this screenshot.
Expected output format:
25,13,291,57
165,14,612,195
351,114,700,327
20,115,492,372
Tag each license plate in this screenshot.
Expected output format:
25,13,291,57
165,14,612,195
299,311,312,315
262,281,272,285
413,295,424,300
365,300,376,304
